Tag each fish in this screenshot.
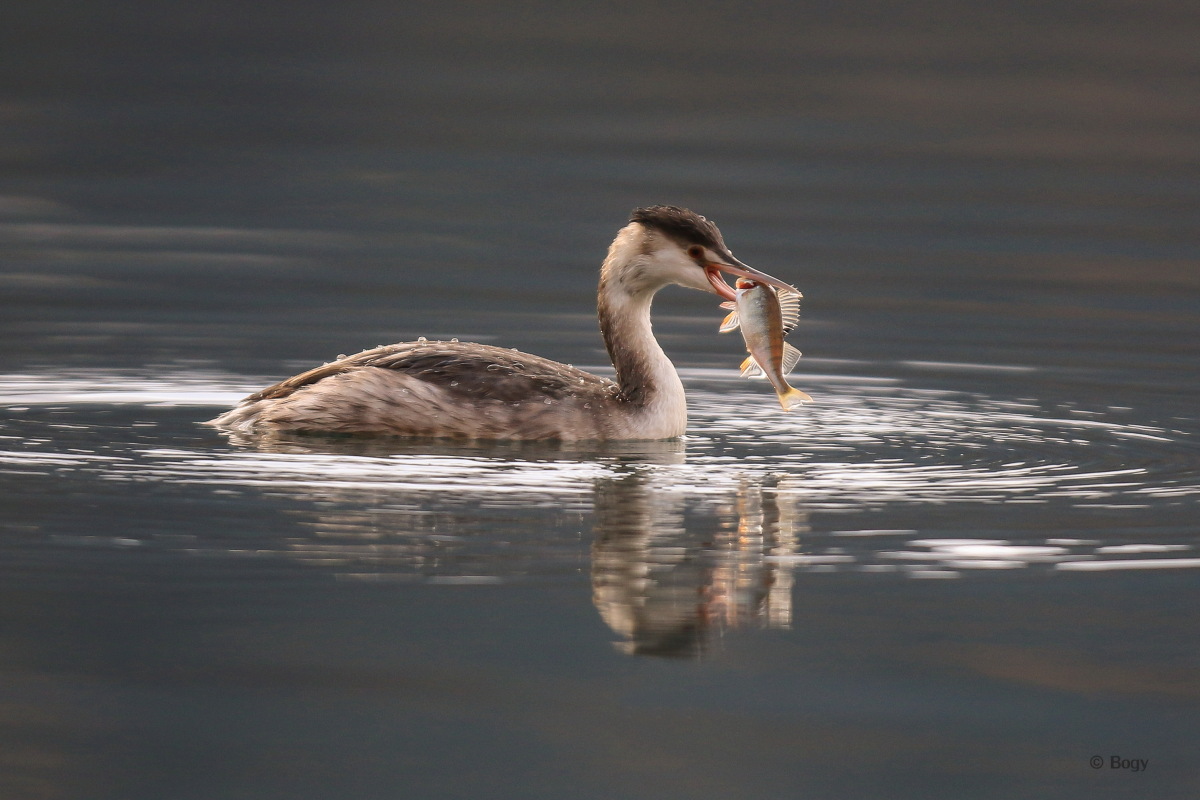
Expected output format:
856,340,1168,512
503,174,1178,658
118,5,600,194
719,279,812,410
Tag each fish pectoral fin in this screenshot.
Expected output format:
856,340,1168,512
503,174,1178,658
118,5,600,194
777,290,802,335
739,355,766,379
718,310,740,333
718,301,736,310
780,342,803,375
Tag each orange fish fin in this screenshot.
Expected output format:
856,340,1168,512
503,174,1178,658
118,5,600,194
719,310,740,333
777,385,813,412
739,355,766,379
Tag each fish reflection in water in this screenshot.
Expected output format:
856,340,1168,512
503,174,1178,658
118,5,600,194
593,471,805,658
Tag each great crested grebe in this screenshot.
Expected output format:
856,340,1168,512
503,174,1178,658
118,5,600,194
208,206,797,441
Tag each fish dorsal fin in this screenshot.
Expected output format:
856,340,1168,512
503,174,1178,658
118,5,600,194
780,342,802,375
777,289,801,335
739,355,766,379
719,310,740,333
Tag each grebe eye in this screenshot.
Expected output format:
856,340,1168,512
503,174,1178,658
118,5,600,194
687,245,705,260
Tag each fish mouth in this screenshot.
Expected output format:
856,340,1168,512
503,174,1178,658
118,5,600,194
704,259,799,301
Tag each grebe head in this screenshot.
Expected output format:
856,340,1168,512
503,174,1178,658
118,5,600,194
604,205,795,301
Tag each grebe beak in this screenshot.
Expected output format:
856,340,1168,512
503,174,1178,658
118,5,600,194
704,257,799,301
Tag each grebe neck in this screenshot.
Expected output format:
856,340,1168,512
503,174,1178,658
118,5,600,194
596,274,684,411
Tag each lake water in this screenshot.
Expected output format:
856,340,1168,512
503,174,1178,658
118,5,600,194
3,1,1198,798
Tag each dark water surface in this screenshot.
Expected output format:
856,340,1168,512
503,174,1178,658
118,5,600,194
3,2,1199,798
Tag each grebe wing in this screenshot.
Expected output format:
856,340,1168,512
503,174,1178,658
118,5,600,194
244,341,614,405
244,346,392,403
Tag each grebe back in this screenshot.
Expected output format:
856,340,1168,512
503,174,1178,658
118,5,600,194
207,206,795,441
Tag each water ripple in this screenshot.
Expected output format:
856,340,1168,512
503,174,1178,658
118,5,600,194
1,367,1197,594
2,367,1197,513
684,378,1199,509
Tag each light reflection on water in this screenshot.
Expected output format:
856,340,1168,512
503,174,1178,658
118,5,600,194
3,366,1198,646
3,368,1196,510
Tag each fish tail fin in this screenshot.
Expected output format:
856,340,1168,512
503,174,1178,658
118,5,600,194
719,310,740,333
777,385,813,412
739,355,766,379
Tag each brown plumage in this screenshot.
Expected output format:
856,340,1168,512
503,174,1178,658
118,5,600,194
208,206,797,441
244,342,613,406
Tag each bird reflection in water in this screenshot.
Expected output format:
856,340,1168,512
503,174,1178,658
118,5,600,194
205,430,808,658
592,470,806,658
